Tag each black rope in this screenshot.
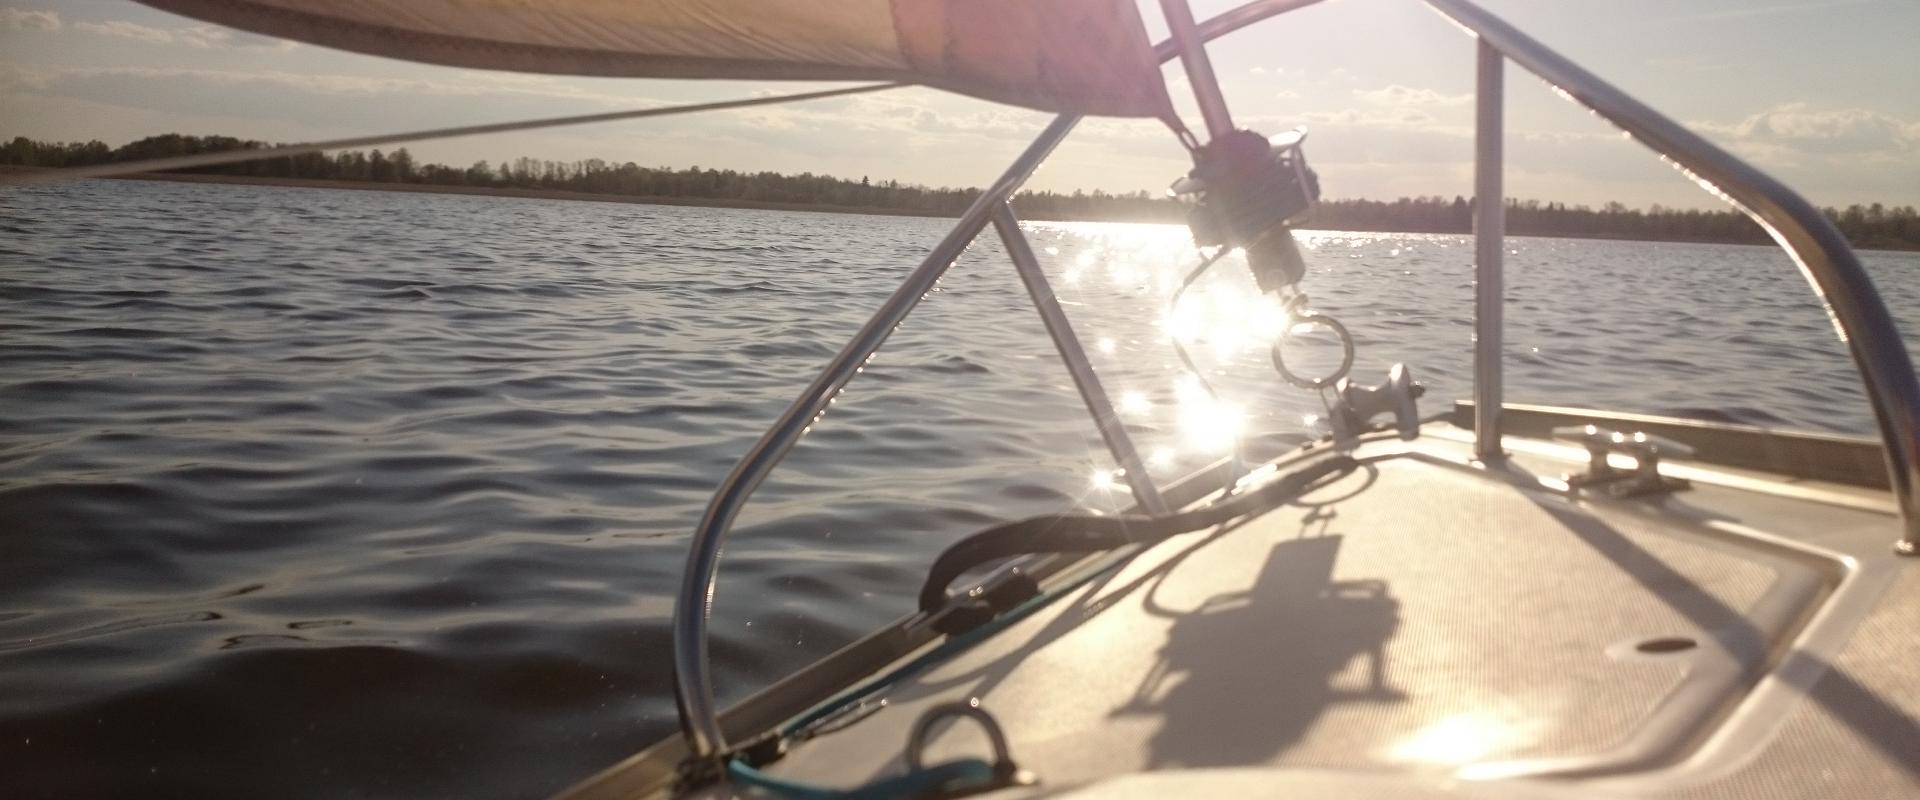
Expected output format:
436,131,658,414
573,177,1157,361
918,455,1358,615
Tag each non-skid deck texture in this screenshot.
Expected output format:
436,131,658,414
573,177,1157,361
765,455,1798,791
1667,561,1920,800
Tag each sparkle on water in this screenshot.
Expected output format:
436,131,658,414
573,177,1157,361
1029,222,1355,475
11,180,1920,800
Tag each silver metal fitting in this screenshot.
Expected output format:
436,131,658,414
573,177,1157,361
1555,425,1694,498
1332,363,1424,442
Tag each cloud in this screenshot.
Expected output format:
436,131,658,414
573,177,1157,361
1737,105,1916,153
0,63,695,141
1354,84,1471,107
59,17,297,50
75,20,165,43
730,90,1047,147
0,63,1055,183
7,64,654,105
1700,104,1918,159
1,7,60,30
1,62,1033,142
1645,54,1728,73
1288,106,1465,136
1669,0,1885,24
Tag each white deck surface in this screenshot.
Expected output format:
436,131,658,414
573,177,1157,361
739,434,1918,798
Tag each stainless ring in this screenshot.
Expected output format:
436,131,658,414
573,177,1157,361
1271,311,1355,389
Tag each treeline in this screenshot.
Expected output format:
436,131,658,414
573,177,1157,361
6,133,1917,250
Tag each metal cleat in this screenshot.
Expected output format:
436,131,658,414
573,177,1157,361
1553,424,1694,498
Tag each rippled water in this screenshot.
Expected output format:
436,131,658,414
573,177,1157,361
3,180,1917,798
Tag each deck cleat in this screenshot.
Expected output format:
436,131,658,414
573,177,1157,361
1555,424,1695,498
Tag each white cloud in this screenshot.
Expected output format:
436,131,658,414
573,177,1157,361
1693,104,1919,170
1646,54,1728,73
75,20,182,45
1670,0,1883,24
732,90,1046,145
6,64,653,106
67,18,296,50
1727,104,1916,154
1289,106,1466,136
1354,84,1471,108
1,7,60,30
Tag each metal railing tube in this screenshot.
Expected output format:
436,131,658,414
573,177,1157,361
1472,38,1505,461
1427,0,1920,552
1155,0,1329,62
991,204,1171,515
1158,0,1236,138
670,114,1086,759
671,0,1351,759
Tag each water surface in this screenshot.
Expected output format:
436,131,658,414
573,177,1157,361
3,180,1916,798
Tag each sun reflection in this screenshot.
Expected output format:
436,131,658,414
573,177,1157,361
1387,710,1542,766
1163,304,1202,344
1165,278,1292,364
1178,396,1244,453
1028,220,1315,460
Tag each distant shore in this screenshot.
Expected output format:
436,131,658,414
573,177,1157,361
7,166,1914,251
1,166,958,220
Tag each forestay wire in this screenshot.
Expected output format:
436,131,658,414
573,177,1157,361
0,82,900,189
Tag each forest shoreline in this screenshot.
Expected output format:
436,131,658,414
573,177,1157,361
7,165,1915,251
2,165,955,220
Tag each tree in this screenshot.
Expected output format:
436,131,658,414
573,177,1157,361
2,132,1912,250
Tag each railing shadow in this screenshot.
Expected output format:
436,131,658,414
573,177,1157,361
1514,472,1920,781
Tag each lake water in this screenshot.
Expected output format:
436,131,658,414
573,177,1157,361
3,180,1917,798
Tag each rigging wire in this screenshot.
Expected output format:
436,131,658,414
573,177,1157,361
0,82,901,189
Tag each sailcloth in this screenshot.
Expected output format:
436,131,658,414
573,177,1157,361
136,0,1174,117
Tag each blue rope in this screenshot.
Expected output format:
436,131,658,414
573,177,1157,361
727,757,997,800
782,554,1130,740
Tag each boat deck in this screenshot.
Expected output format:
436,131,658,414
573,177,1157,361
704,427,1918,798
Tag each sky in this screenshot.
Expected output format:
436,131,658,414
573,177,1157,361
2,0,1916,210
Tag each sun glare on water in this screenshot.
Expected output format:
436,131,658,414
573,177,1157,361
1172,375,1245,453
1030,221,1326,489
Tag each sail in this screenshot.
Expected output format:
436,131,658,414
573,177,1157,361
134,0,1174,117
